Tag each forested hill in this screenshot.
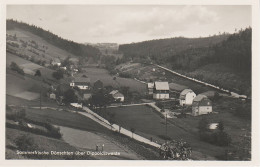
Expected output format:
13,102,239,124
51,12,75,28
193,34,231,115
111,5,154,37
6,19,101,59
118,34,230,64
119,28,251,75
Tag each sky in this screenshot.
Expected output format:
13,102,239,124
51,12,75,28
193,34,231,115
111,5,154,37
6,5,251,44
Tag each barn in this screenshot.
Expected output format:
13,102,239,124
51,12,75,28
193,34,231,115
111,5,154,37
70,77,90,90
192,94,212,116
153,82,169,100
179,89,196,106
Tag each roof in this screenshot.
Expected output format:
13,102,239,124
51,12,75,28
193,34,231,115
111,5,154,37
154,82,169,90
180,89,194,96
110,90,119,95
193,94,212,106
193,94,208,102
147,83,154,89
73,77,90,83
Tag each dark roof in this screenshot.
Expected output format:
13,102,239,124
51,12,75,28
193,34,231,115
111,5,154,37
193,94,212,106
73,77,90,83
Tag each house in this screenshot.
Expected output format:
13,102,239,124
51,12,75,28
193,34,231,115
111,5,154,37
153,82,169,99
93,80,103,90
49,93,56,100
109,90,124,102
83,93,92,101
192,94,213,116
70,77,90,90
147,83,154,95
179,89,196,106
51,58,61,66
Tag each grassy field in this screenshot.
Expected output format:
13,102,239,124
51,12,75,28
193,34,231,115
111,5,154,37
7,28,79,62
76,67,147,95
6,128,93,160
99,104,250,159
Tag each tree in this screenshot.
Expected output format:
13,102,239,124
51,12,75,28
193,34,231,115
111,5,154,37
130,128,135,138
34,69,41,77
63,88,77,104
15,135,37,151
52,69,64,80
217,121,224,132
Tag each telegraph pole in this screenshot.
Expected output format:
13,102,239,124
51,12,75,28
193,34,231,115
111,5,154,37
165,113,168,138
40,84,42,110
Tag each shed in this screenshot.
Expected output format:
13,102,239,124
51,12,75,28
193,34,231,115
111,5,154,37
110,90,124,102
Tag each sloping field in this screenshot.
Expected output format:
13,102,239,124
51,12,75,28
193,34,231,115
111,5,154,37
7,52,55,80
100,105,225,159
7,28,79,61
13,91,39,100
59,126,141,160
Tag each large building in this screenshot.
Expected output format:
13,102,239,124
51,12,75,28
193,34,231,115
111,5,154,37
192,94,212,116
109,90,124,102
179,89,196,106
70,77,90,90
153,82,169,99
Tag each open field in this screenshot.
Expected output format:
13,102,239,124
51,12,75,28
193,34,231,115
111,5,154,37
76,67,146,94
7,52,55,79
7,28,79,62
6,128,93,160
99,104,249,159
58,126,142,160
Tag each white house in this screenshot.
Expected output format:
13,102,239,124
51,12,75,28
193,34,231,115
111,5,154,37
51,58,61,66
179,89,196,106
153,82,169,100
192,94,213,116
109,90,124,102
49,93,56,100
70,77,90,90
147,83,154,95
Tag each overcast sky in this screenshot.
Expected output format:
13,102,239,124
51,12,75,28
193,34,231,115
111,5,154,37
7,5,251,44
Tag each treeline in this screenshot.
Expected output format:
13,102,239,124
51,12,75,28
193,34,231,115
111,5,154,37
7,19,101,61
119,34,229,64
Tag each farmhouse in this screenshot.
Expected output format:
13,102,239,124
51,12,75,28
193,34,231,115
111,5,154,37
192,94,212,116
147,83,154,95
179,89,196,106
93,80,103,90
70,77,90,90
153,82,169,99
109,90,124,102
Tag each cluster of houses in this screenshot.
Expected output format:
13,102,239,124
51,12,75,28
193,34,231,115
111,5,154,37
48,74,125,104
147,81,213,116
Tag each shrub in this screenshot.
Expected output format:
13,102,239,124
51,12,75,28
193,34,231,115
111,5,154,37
35,69,41,77
15,135,38,151
52,70,64,80
10,62,24,75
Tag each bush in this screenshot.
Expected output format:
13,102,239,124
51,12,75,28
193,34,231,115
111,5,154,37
15,135,38,151
10,62,24,75
35,69,41,77
52,70,64,80
119,72,132,78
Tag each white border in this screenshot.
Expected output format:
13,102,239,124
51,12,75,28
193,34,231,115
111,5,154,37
0,0,259,166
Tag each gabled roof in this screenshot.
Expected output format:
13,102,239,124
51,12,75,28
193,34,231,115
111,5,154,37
147,83,154,89
109,90,119,95
193,94,207,102
154,82,169,90
180,89,194,96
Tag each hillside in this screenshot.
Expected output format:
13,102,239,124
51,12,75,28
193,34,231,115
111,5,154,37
7,19,101,62
119,34,229,64
118,28,252,95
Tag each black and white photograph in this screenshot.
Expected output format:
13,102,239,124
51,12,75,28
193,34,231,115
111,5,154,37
1,0,260,165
